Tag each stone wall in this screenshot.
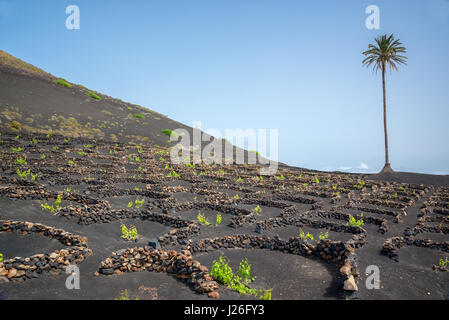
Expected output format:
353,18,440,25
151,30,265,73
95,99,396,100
0,220,92,282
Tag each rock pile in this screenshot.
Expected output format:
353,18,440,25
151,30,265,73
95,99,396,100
98,247,220,298
186,234,360,293
0,220,92,282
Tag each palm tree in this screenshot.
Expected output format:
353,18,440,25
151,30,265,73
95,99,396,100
362,34,407,173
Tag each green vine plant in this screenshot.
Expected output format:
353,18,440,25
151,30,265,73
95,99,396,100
299,228,314,241
346,214,364,227
299,229,330,242
438,257,449,268
210,254,272,300
318,230,329,240
134,197,145,209
353,180,366,190
16,168,37,181
253,205,262,214
215,213,222,226
120,224,139,241
40,193,63,215
197,212,211,226
127,197,145,208
115,289,139,300
166,170,180,178
15,156,27,165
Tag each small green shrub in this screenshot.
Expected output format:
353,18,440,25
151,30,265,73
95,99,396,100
40,194,62,214
0,253,3,262
166,170,180,178
318,230,329,240
346,214,364,227
134,114,145,119
210,254,234,285
161,129,178,139
438,257,449,268
299,228,314,241
215,213,222,226
54,79,72,88
40,202,55,214
353,180,366,190
115,289,139,300
210,254,272,300
134,197,145,209
253,205,262,214
237,258,256,285
15,157,27,165
120,224,138,241
86,91,101,100
16,168,35,180
197,212,210,226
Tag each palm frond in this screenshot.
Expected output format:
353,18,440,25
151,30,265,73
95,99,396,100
362,33,408,73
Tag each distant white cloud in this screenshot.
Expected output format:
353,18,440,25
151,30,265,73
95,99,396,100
320,162,376,174
432,171,449,175
359,162,369,170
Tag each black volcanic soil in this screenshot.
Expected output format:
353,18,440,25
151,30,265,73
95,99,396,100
0,55,448,300
0,232,66,260
0,130,447,300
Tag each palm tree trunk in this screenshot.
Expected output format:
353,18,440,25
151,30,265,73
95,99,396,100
381,61,392,173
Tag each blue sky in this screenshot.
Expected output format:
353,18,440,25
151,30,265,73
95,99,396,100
1,0,448,174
